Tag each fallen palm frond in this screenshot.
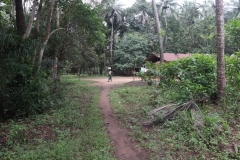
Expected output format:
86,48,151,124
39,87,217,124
142,100,202,126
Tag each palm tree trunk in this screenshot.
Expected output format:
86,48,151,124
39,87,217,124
215,0,226,100
163,8,168,52
110,11,114,70
152,0,164,63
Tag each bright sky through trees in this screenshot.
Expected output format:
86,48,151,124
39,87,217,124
119,0,204,8
118,0,231,8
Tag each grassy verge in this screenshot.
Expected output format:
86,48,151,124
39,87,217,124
109,85,240,160
0,75,114,160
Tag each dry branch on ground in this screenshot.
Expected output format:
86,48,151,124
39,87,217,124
142,100,203,127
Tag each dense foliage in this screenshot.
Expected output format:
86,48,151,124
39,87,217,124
225,52,240,94
0,1,107,120
114,32,152,75
159,54,217,101
0,28,53,119
225,19,240,54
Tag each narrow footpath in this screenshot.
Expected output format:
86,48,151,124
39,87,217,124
84,77,148,160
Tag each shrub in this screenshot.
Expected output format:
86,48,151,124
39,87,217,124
1,71,53,118
0,28,56,120
158,54,217,101
137,62,158,85
225,52,240,90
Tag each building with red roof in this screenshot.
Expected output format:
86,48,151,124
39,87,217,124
144,53,192,64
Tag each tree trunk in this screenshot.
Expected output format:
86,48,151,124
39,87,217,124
152,0,164,63
23,0,27,15
163,8,168,52
31,50,37,64
36,0,43,32
110,10,114,70
215,0,226,100
11,3,16,28
38,28,64,69
46,0,55,37
78,66,81,80
23,0,38,40
15,0,25,34
56,3,60,28
52,57,58,82
38,0,56,69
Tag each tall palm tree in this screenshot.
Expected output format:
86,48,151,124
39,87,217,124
159,0,179,25
178,1,202,52
197,0,216,54
101,0,125,69
152,0,164,62
158,0,179,51
128,0,152,33
215,0,226,100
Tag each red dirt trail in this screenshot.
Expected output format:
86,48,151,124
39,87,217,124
83,77,149,160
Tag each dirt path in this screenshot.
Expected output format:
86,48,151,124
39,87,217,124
82,77,149,160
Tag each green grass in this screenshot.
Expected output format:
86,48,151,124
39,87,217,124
0,75,114,160
110,86,152,124
109,85,240,160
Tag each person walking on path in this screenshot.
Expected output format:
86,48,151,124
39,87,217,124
108,70,112,82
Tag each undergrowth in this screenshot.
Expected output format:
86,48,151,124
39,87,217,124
110,84,240,159
0,75,114,160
